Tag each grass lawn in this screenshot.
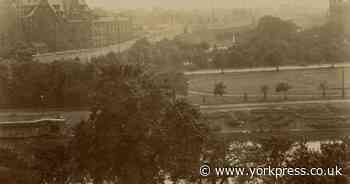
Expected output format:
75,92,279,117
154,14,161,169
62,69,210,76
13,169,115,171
187,67,350,104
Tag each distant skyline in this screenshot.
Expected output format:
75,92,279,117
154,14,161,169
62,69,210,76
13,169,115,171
86,0,329,10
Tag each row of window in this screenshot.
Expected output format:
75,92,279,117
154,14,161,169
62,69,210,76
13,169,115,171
92,22,130,35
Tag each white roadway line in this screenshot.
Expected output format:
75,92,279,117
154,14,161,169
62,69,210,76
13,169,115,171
200,99,350,110
185,63,350,75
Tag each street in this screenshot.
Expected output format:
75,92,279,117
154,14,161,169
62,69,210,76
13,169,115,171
185,63,350,75
33,25,184,63
200,98,350,112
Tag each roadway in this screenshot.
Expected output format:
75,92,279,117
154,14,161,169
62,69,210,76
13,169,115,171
185,63,350,76
33,25,184,63
200,98,350,112
188,90,340,98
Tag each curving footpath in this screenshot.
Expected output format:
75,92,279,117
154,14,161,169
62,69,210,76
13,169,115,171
185,63,350,76
200,99,350,112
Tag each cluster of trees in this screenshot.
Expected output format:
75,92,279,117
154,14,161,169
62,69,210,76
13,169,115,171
4,15,347,74
223,137,350,184
211,16,349,70
0,52,188,108
0,61,209,184
261,81,335,101
0,59,95,108
213,82,293,101
122,15,349,71
213,80,336,102
2,135,349,184
0,15,349,184
124,38,210,70
0,56,349,183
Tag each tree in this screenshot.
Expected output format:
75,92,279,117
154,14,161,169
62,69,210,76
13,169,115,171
29,139,73,184
254,137,294,184
323,42,343,67
71,63,208,184
265,49,284,71
128,38,152,64
198,41,210,50
227,48,245,68
214,82,226,97
226,137,295,184
6,59,95,108
0,148,32,184
155,71,189,98
256,15,298,41
260,85,269,101
307,47,323,64
0,62,9,105
319,81,328,98
286,140,350,184
276,82,292,100
203,135,232,184
213,52,228,73
7,42,35,61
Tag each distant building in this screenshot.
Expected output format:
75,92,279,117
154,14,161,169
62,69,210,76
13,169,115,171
0,0,134,54
91,16,133,48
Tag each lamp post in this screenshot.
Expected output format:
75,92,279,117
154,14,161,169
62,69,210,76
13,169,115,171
342,66,346,98
115,20,120,56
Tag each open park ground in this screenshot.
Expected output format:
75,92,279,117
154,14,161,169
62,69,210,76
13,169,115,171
187,66,350,105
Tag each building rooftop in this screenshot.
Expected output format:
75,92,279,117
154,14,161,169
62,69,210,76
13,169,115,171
93,16,115,23
92,16,131,23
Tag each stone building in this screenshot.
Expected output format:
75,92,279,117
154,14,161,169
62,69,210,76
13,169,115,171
21,0,66,52
0,0,134,54
91,16,133,48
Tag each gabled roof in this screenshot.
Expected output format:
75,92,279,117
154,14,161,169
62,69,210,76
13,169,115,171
22,0,53,18
50,0,87,11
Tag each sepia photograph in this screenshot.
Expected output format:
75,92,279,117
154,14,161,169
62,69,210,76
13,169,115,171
0,0,350,183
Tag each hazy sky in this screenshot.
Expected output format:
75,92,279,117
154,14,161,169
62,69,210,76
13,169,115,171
86,0,329,10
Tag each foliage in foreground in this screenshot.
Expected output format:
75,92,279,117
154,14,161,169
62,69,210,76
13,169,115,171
0,53,188,108
71,63,208,184
0,60,349,184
